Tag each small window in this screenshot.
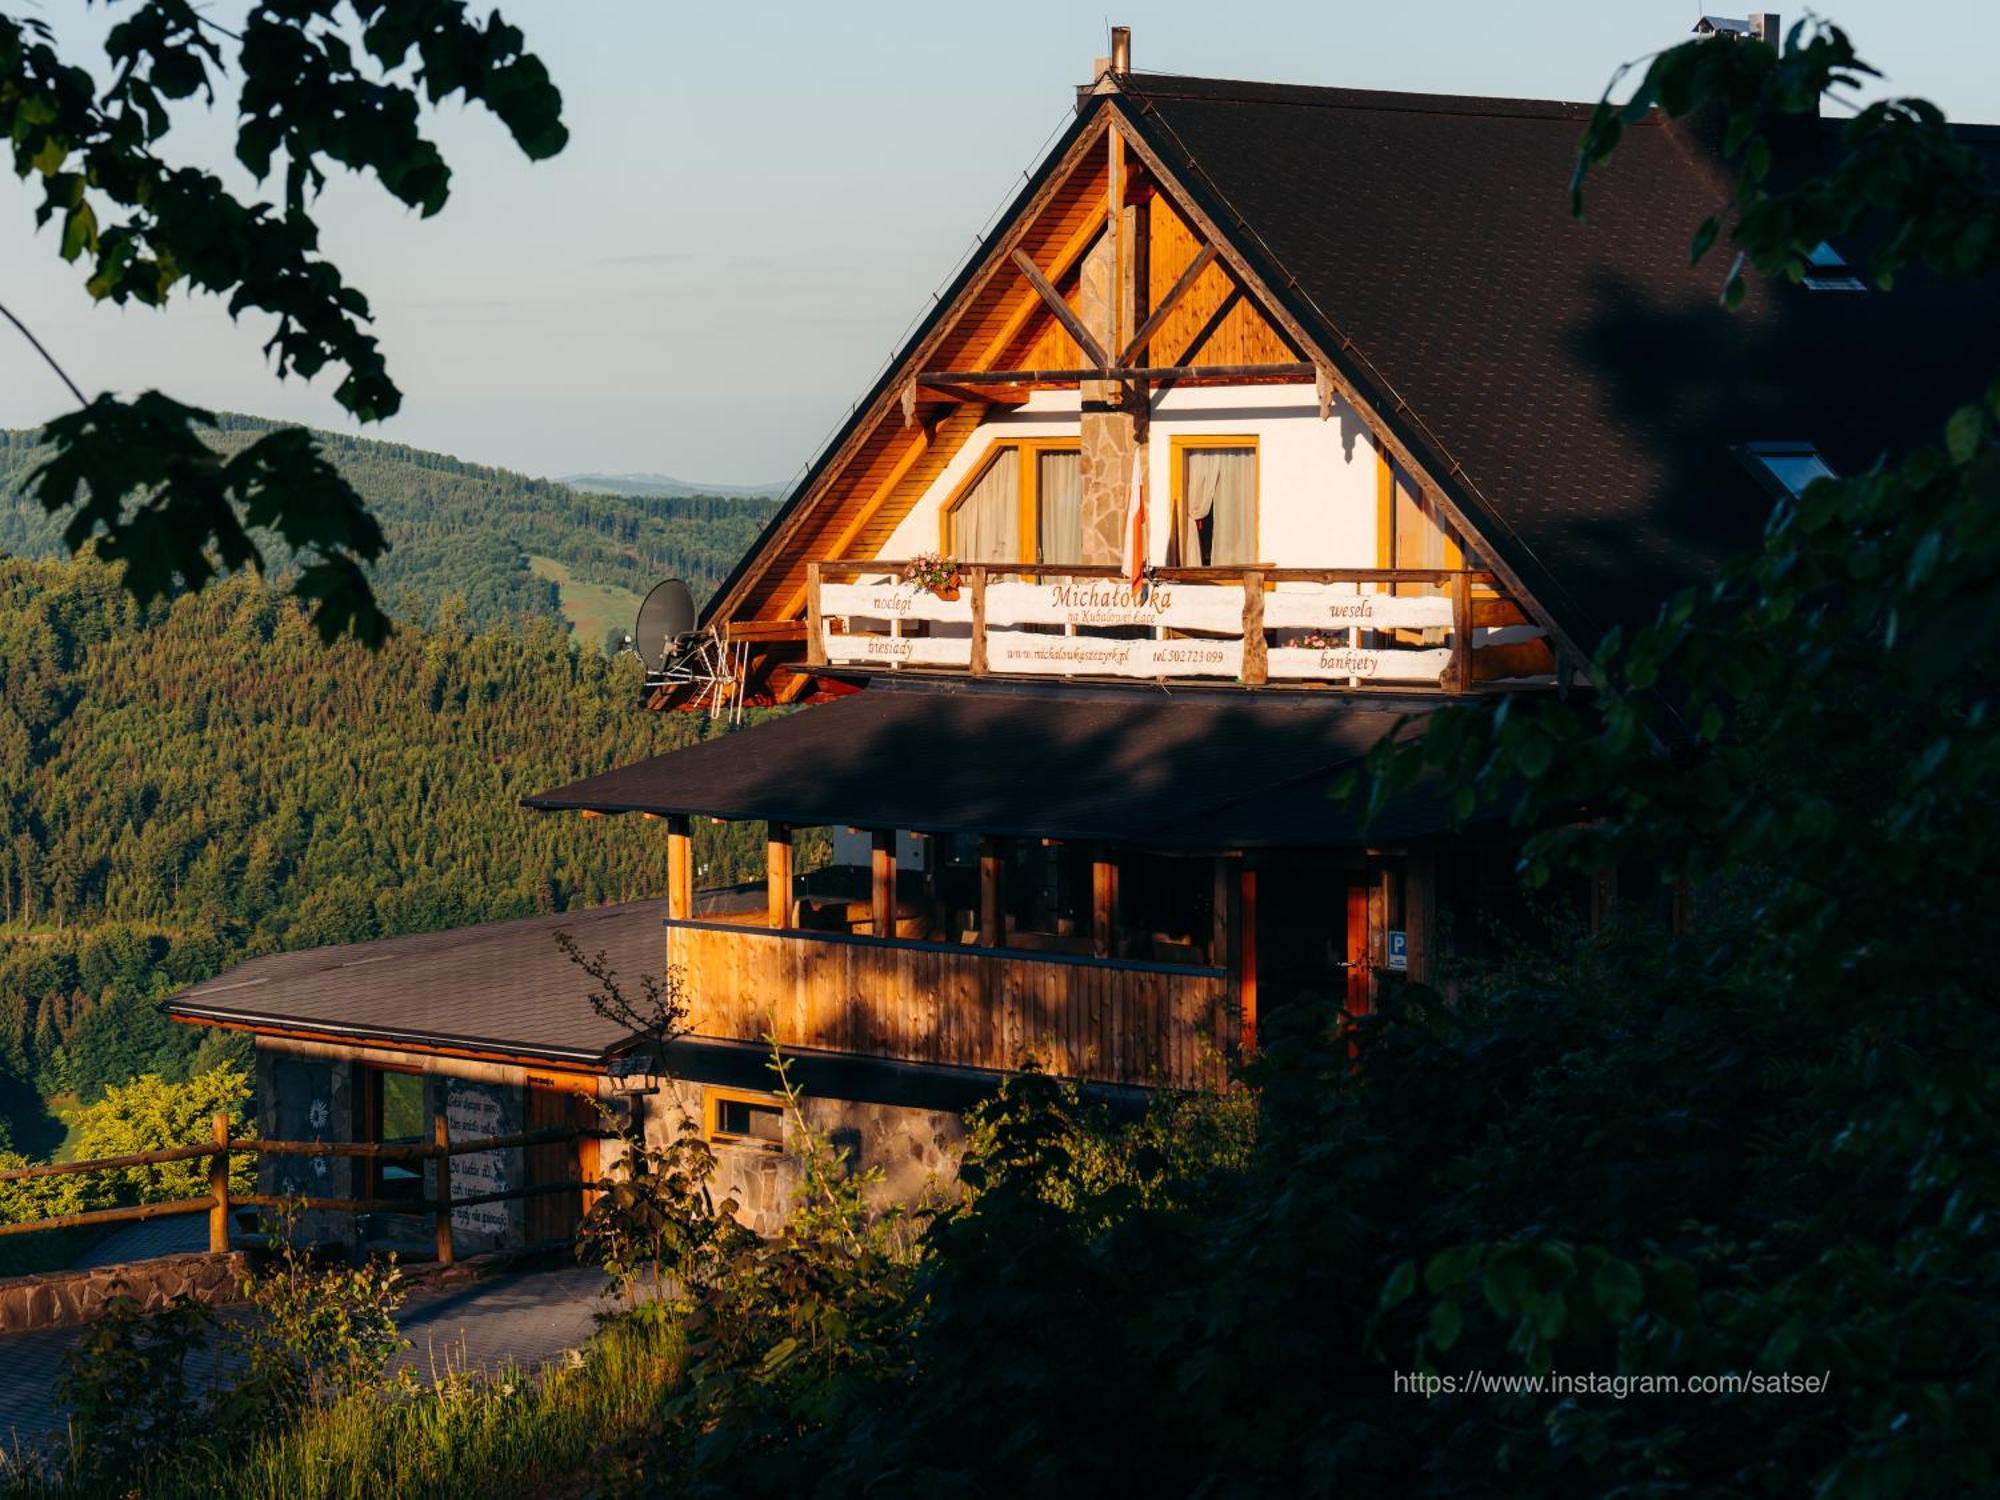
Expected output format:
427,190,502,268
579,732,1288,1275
707,1089,785,1149
1802,241,1866,292
1741,442,1836,498
366,1067,426,1203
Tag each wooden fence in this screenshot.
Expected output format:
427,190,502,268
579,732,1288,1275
0,1112,609,1267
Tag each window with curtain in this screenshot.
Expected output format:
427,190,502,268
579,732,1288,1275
947,451,1018,563
1035,449,1082,565
1180,445,1257,566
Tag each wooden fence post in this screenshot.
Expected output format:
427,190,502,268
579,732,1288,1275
1447,569,1473,693
805,561,827,667
432,1110,455,1268
1240,570,1267,685
208,1111,230,1254
969,565,989,676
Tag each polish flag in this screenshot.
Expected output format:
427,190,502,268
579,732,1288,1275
1122,445,1147,587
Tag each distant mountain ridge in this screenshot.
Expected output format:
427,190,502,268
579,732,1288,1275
0,416,779,635
561,472,789,500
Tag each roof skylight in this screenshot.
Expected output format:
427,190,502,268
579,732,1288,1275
1803,241,1866,292
1741,442,1836,498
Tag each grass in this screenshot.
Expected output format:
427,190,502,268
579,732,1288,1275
528,556,642,649
5,1316,685,1500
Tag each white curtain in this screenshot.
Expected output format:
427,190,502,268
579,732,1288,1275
1182,447,1255,566
1036,449,1082,564
949,451,1018,563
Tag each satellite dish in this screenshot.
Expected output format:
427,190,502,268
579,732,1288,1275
634,579,696,672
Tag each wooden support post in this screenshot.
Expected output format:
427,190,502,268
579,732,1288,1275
871,830,897,939
805,561,826,668
1241,570,1268,686
667,815,694,921
1404,851,1436,984
208,1111,230,1255
767,821,794,929
969,566,989,676
1447,569,1473,693
1238,866,1259,1053
978,837,1005,948
1091,846,1120,959
432,1110,455,1268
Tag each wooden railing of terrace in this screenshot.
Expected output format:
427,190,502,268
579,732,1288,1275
667,918,1235,1092
0,1114,609,1266
804,560,1557,691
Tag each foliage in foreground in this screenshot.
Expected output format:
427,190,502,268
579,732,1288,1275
1,1,567,641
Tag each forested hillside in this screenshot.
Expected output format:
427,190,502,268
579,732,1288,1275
0,557,775,1151
0,417,780,632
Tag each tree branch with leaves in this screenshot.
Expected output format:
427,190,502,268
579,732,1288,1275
0,1,567,643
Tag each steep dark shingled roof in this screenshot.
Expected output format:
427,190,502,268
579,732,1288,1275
163,901,659,1060
527,680,1453,849
1117,73,2000,648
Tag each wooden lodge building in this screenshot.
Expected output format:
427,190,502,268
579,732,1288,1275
166,28,2000,1245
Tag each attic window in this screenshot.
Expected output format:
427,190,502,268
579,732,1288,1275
1741,442,1836,498
1803,242,1866,293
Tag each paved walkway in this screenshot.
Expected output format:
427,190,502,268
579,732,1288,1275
0,1261,617,1451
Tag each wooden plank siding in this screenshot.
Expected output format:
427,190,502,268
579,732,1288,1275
730,157,1113,624
668,920,1234,1092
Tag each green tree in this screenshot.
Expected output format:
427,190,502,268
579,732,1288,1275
0,2,568,642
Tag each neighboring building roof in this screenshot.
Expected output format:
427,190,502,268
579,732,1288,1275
163,901,660,1062
1113,73,2000,648
527,679,1457,849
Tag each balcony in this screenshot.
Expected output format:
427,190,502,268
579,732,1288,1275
668,917,1235,1093
804,561,1553,692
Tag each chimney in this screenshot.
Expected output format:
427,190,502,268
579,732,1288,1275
1750,12,1780,45
1110,25,1131,75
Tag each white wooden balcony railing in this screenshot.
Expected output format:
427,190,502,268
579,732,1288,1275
804,561,1551,691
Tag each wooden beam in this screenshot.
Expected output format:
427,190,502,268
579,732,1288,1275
970,201,1108,375
915,360,1313,385
431,1110,455,1267
1239,866,1259,1053
1120,243,1217,364
1404,852,1436,985
979,836,1006,948
723,619,807,643
916,382,1029,407
1010,248,1109,371
1240,570,1267,686
767,822,794,930
1446,569,1473,693
804,561,826,667
207,1111,230,1255
871,830,897,939
667,815,693,922
1091,846,1119,959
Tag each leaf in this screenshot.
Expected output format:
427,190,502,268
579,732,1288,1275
1380,1259,1417,1312
1690,215,1721,265
1590,1257,1644,1322
1944,404,1984,464
1429,1299,1463,1351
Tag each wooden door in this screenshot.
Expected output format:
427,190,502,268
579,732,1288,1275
523,1085,595,1245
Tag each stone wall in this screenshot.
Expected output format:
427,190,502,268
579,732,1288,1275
0,1251,247,1334
642,1083,966,1238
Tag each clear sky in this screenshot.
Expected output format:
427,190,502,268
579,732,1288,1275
3,2,1996,485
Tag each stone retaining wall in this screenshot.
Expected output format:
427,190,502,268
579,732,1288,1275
0,1251,249,1334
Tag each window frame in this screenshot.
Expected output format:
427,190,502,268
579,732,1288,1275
1737,441,1837,501
937,438,1083,565
1375,452,1464,573
704,1086,786,1152
1168,435,1261,569
361,1063,427,1204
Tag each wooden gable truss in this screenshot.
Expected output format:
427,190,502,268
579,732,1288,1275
668,90,1577,711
